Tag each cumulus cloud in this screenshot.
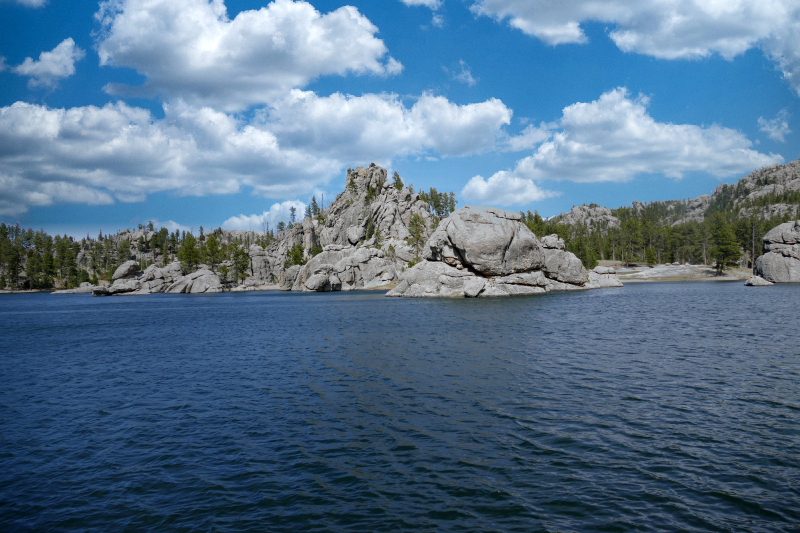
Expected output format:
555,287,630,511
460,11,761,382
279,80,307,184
461,172,559,206
0,100,336,215
758,110,792,142
13,38,85,88
222,200,308,232
444,60,477,87
261,90,512,162
0,89,513,215
505,122,554,152
95,0,402,111
471,0,800,95
465,88,783,206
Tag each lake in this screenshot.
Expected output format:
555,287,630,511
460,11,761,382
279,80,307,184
1,283,799,532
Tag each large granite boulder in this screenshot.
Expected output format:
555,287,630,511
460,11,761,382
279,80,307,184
112,260,140,280
754,220,800,283
438,206,544,275
165,269,223,294
388,206,622,298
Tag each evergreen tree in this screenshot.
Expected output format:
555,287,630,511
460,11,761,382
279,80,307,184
290,207,296,225
230,243,250,283
709,212,740,275
205,234,222,269
178,233,200,272
407,213,426,259
283,243,306,268
392,171,403,190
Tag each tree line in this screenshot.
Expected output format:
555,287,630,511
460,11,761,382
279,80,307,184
0,222,279,290
523,200,798,273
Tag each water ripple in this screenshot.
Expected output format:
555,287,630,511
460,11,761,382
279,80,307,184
1,283,799,531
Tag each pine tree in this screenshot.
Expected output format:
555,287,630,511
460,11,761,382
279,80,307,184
178,233,200,272
709,212,740,275
407,213,426,259
392,171,403,190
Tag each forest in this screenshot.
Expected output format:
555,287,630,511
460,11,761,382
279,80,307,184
529,198,798,272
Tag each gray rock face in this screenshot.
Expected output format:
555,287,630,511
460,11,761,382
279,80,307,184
293,247,397,292
586,266,624,289
165,269,223,294
553,204,620,232
52,282,97,294
754,220,800,283
744,275,774,287
438,206,544,275
280,265,302,291
112,260,140,280
93,261,187,296
388,206,622,298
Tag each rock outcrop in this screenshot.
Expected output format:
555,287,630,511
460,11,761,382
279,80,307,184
552,204,621,232
388,206,622,298
753,220,800,283
52,282,98,294
165,269,223,294
92,261,207,296
744,275,774,287
263,163,437,292
292,245,397,292
112,260,140,280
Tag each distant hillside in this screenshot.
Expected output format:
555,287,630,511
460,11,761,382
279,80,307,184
554,159,800,230
541,159,800,269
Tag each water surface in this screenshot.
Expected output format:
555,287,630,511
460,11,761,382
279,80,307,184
1,283,799,531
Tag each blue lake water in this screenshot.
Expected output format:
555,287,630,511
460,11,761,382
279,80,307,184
1,283,799,532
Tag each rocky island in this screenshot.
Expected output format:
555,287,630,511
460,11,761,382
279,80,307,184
85,164,620,298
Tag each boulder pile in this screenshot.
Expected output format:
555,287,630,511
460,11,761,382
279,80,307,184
92,261,223,296
387,206,621,298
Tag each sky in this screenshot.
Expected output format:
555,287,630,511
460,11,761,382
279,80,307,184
1,0,798,238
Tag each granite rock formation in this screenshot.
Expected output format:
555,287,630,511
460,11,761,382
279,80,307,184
387,206,622,298
753,220,800,283
92,261,223,296
744,275,774,286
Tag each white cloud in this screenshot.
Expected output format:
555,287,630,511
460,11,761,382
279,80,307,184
444,60,477,87
13,38,85,88
2,0,47,7
471,0,800,95
0,100,336,215
505,122,554,152
222,201,307,232
0,89,513,215
147,219,192,234
0,57,6,72
461,172,559,206
431,14,444,28
95,0,402,111
261,90,512,162
467,87,783,207
758,110,792,142
400,0,442,9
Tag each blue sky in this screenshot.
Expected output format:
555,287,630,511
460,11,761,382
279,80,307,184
1,0,798,237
